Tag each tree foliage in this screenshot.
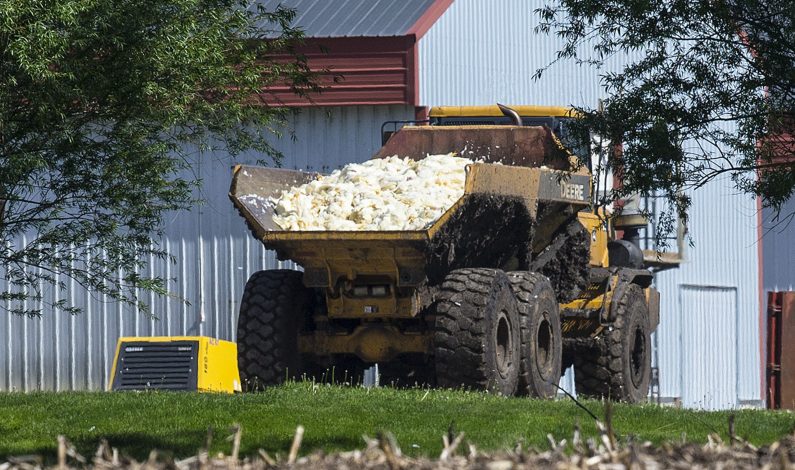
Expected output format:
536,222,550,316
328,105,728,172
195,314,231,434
0,0,316,315
536,0,795,238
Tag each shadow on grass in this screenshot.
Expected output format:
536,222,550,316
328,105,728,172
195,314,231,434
5,431,209,464
102,433,205,458
290,436,366,454
7,432,368,464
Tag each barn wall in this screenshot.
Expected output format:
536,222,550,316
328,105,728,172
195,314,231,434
417,0,629,108
650,177,762,408
419,0,762,408
0,105,414,391
678,285,738,410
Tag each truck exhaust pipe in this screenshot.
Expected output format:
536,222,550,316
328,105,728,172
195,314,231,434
497,103,523,126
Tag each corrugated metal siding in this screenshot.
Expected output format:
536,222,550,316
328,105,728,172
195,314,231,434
651,175,762,406
420,0,762,408
418,0,636,107
256,0,436,37
762,197,795,292
0,105,414,391
679,286,738,410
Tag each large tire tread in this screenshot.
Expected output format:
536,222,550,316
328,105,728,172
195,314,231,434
237,270,309,390
434,268,520,395
507,271,563,398
573,283,651,402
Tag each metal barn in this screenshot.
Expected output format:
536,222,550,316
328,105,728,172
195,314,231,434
0,0,769,410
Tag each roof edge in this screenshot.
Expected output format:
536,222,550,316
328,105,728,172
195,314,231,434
299,35,416,40
407,0,454,40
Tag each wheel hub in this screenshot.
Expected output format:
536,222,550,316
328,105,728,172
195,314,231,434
535,316,555,380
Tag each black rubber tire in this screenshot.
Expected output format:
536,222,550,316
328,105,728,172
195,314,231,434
507,272,563,398
433,268,521,395
573,283,651,402
236,269,312,390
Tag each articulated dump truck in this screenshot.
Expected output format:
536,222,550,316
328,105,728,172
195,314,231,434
229,107,661,402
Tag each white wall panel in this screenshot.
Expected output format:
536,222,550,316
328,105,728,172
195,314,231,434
418,0,635,108
652,174,761,405
680,286,738,410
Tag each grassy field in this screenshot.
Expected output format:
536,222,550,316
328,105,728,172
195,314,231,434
1,382,793,461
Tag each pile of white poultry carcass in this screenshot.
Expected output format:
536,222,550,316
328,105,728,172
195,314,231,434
271,154,471,231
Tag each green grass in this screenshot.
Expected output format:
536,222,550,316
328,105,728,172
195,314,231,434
0,383,793,461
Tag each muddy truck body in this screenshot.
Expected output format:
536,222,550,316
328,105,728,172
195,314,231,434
229,106,667,401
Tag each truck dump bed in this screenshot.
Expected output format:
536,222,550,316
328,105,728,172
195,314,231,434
230,126,591,288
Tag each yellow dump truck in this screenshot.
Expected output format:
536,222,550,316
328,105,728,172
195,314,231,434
229,105,663,402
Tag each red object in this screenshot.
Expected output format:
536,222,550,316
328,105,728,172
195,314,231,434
263,37,418,107
757,129,792,400
762,132,795,164
259,0,453,108
767,291,795,408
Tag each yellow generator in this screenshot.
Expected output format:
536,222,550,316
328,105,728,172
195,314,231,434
229,105,676,402
109,336,240,393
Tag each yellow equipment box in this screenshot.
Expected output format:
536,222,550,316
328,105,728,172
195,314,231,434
108,336,240,393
